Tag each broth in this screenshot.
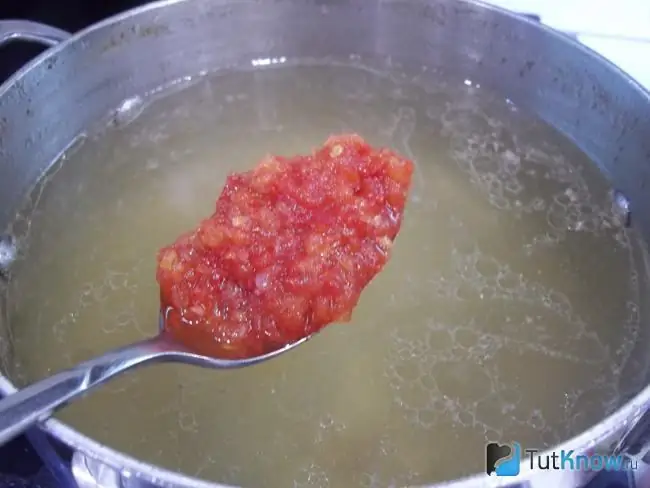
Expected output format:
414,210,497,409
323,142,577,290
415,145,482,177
3,58,650,487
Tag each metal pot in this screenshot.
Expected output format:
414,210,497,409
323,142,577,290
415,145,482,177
1,1,650,487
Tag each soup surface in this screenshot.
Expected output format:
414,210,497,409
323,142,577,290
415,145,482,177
3,57,650,487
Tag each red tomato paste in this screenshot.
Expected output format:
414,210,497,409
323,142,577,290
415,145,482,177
156,134,413,359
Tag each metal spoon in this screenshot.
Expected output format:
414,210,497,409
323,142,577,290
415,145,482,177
0,313,311,446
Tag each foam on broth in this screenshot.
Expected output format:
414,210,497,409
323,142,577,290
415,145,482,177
3,57,650,487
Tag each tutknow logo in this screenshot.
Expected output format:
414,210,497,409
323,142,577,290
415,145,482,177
485,442,637,477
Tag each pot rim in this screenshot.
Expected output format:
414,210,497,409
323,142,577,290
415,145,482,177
2,0,650,486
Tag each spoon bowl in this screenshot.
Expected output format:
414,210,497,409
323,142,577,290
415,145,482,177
0,313,312,446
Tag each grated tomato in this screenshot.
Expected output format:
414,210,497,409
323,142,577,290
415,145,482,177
156,134,414,359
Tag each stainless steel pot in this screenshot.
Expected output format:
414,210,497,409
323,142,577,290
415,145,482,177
1,1,650,487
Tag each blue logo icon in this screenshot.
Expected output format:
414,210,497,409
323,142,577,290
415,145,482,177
486,442,521,476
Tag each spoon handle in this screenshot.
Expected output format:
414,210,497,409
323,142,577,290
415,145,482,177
0,336,171,446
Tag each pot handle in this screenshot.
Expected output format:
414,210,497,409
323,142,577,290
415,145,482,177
0,20,71,48
72,451,161,488
72,452,123,488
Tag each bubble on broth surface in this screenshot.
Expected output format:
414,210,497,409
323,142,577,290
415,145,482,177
2,55,650,487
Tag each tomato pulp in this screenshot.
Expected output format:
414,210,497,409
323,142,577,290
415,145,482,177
156,134,414,359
